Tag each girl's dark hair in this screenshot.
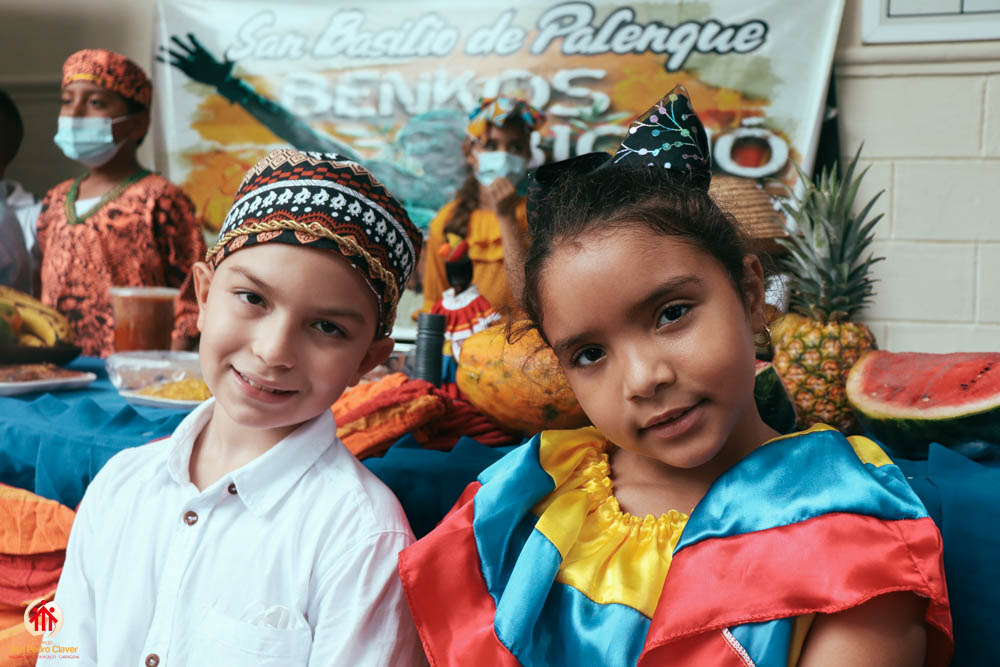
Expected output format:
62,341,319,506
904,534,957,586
522,165,755,342
443,114,532,239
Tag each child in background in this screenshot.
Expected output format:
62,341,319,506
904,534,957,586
48,149,424,666
35,49,204,356
430,235,500,363
400,90,952,666
420,97,544,316
0,89,34,294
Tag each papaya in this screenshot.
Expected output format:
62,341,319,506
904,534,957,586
456,324,589,433
457,325,804,437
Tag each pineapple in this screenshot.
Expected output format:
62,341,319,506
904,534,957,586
772,147,884,432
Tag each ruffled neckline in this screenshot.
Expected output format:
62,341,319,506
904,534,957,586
531,428,689,618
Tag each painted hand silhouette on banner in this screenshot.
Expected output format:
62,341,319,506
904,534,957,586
158,33,469,228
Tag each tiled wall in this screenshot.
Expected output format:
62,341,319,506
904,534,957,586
834,2,1000,352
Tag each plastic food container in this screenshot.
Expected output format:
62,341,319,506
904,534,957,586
105,350,202,391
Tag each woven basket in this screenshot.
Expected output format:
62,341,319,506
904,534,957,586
709,174,788,255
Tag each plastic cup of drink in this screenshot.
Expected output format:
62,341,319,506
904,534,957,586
108,286,179,351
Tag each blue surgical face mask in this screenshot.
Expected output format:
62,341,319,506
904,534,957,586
53,115,130,168
475,151,528,187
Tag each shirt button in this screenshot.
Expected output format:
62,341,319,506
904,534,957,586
227,482,237,495
145,654,159,667
183,510,198,526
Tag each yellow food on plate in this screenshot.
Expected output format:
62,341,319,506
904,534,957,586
136,378,212,401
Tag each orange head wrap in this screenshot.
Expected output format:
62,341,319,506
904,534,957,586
61,49,152,109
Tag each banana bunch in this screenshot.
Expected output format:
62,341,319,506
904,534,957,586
0,286,74,347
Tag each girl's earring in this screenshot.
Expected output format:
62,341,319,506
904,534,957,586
753,326,772,349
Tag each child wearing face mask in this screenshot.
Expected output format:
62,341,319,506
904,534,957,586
35,49,205,356
399,89,953,666
419,97,544,317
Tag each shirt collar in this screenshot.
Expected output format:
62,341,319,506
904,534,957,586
165,398,338,516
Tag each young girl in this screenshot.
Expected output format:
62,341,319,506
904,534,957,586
399,89,952,666
420,97,544,316
36,49,204,356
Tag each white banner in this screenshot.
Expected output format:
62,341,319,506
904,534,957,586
152,0,845,231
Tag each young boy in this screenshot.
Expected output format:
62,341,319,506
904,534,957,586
47,149,425,665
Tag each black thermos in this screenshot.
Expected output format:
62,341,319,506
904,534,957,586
414,313,446,387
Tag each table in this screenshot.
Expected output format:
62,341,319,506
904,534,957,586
0,357,996,665
0,357,189,510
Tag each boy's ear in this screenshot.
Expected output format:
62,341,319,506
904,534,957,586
191,261,214,332
741,254,767,332
348,336,395,387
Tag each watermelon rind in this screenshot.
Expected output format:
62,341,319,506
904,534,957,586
846,351,1000,458
754,361,797,435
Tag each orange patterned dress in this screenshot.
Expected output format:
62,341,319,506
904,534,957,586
36,172,205,357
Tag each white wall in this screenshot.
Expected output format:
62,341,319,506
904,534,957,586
2,0,998,353
834,1,1000,352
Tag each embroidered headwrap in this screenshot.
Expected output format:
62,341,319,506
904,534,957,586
526,86,711,226
61,49,152,109
206,149,421,336
466,97,546,141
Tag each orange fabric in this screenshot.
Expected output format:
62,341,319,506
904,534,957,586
340,395,447,459
0,487,73,666
331,374,516,458
0,553,66,608
0,486,74,556
0,615,43,667
36,174,205,357
420,200,527,315
412,398,513,449
61,49,151,109
332,373,409,423
333,375,447,458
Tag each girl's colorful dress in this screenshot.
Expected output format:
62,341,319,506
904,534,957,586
399,425,953,666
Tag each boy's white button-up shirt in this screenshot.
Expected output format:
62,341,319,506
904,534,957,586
46,399,424,666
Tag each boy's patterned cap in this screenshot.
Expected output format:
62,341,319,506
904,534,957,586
466,97,546,141
206,149,421,336
526,86,712,224
62,49,152,109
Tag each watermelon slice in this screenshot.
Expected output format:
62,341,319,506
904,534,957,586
846,350,1000,458
755,360,797,434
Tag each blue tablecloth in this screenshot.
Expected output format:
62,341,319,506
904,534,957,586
0,357,189,509
0,357,996,665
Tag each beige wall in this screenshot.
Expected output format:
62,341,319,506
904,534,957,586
835,1,1000,352
2,0,998,353
0,0,156,191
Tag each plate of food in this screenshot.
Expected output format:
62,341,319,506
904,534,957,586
119,377,212,410
0,363,96,396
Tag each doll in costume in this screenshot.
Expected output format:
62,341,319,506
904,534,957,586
430,234,500,363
